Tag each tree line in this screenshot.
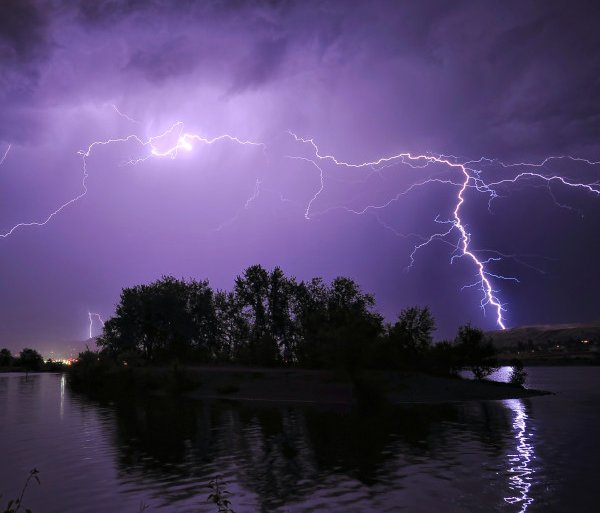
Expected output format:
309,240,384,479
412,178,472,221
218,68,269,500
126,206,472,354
95,265,497,378
0,347,64,372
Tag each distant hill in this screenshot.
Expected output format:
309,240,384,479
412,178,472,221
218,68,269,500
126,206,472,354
487,322,600,350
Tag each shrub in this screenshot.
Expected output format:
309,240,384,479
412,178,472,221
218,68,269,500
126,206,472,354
509,359,527,387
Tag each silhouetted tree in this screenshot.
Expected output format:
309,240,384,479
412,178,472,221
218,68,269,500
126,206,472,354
68,349,113,391
213,290,247,362
0,348,13,367
427,340,461,376
233,265,299,365
455,323,497,379
16,348,44,372
188,279,220,360
508,358,527,386
98,276,218,363
314,277,383,372
234,265,270,364
91,266,508,381
268,267,299,362
385,306,436,369
293,277,329,367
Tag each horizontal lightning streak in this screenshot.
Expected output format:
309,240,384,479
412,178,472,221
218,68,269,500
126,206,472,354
2,112,598,333
1,119,265,239
288,133,600,330
487,171,600,195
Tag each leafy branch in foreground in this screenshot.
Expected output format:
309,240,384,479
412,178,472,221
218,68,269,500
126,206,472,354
1,468,40,513
2,471,234,513
208,477,235,513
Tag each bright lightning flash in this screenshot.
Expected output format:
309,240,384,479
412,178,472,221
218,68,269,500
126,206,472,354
0,120,265,239
288,132,600,330
88,312,105,339
1,106,599,332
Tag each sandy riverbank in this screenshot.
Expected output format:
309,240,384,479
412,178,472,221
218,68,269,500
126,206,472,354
131,365,551,405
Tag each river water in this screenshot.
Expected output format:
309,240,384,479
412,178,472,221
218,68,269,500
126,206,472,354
1,367,599,513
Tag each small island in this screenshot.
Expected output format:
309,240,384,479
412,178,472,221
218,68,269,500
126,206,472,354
62,265,549,405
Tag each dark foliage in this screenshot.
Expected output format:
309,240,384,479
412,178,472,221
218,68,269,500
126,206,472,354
427,341,462,376
68,350,114,393
16,349,44,373
83,265,497,378
208,477,235,513
454,324,498,380
509,359,527,387
377,306,436,370
95,267,383,372
1,468,40,513
1,348,67,373
0,348,13,367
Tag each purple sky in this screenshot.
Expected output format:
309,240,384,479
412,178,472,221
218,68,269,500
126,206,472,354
1,0,599,353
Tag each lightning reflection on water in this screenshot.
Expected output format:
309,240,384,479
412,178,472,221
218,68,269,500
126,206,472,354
503,398,535,513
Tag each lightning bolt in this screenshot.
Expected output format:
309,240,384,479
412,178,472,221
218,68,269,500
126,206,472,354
88,312,105,339
0,144,11,167
108,103,141,125
2,106,598,332
287,132,600,330
486,169,600,197
0,116,265,239
213,178,264,232
0,151,90,239
286,156,325,220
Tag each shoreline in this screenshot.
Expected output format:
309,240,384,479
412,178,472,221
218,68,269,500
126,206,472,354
117,365,552,406
497,355,600,366
5,364,553,404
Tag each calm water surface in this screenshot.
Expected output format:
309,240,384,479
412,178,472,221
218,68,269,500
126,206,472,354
1,367,599,513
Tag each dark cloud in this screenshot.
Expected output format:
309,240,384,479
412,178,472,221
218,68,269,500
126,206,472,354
477,1,600,154
0,0,53,96
0,0,50,60
230,36,288,91
2,1,600,149
127,36,203,83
